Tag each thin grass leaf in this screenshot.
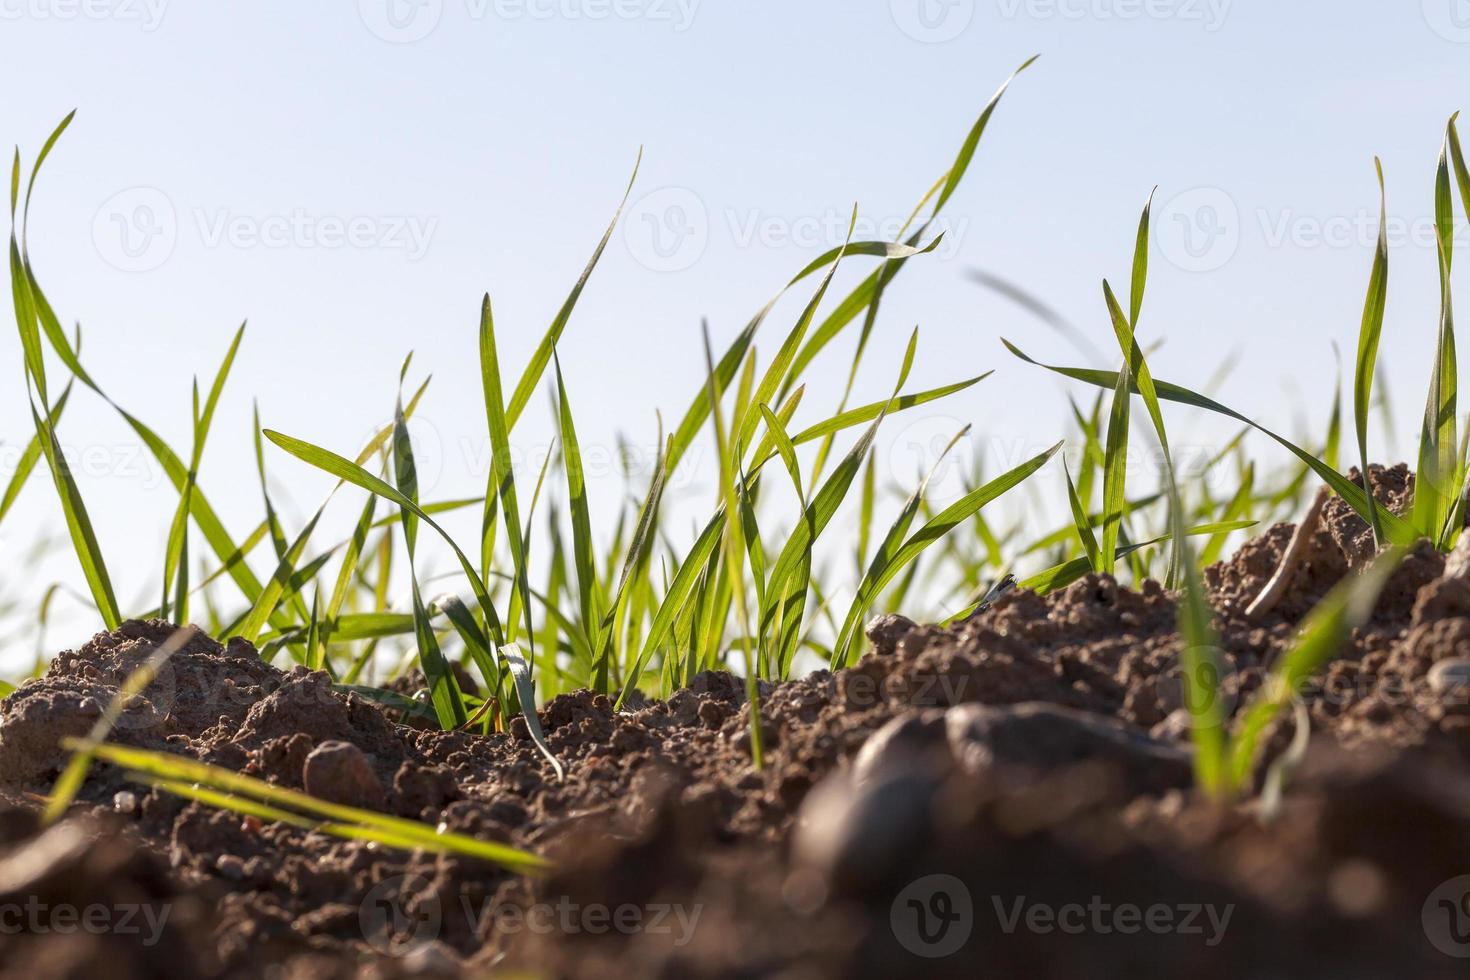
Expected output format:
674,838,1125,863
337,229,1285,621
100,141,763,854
70,740,547,874
1353,159,1390,545
554,355,599,648
263,429,507,649
1003,340,1418,545
1064,458,1101,571
831,441,1060,668
1225,548,1405,793
505,151,641,429
480,295,534,647
501,642,563,780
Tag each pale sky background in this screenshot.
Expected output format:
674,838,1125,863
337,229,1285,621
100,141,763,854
1,0,1468,669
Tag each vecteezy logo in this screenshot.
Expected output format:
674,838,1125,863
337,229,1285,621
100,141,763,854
1155,186,1239,273
1158,647,1239,728
622,187,708,272
891,874,973,958
360,874,443,955
92,187,177,273
890,0,975,42
1423,0,1470,42
359,0,443,43
1424,875,1470,958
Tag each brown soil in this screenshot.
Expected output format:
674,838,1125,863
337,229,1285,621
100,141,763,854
4,464,1470,977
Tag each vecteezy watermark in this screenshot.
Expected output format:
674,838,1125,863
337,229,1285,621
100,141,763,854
1422,0,1470,43
1154,186,1470,273
194,209,437,260
360,875,443,956
891,875,974,957
995,0,1230,30
623,187,709,273
993,895,1234,945
92,187,177,273
1423,875,1470,958
0,897,172,946
93,188,437,272
358,0,699,43
0,439,167,491
623,189,970,273
0,0,168,30
1257,208,1470,252
890,0,975,43
360,875,703,956
1154,186,1240,273
1156,645,1239,727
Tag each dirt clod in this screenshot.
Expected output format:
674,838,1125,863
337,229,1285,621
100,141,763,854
302,740,386,811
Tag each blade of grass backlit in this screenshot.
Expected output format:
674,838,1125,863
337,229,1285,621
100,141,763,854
69,740,547,874
502,642,564,780
1104,273,1179,583
616,509,724,706
0,379,71,527
831,441,1060,669
836,423,969,663
1064,458,1101,570
1353,160,1390,546
1100,357,1131,576
393,392,467,728
554,355,599,650
785,58,1037,390
1003,340,1419,545
1411,141,1458,544
591,436,669,692
505,151,641,430
1171,489,1226,798
263,429,507,649
480,295,535,648
1224,548,1404,793
1016,521,1257,597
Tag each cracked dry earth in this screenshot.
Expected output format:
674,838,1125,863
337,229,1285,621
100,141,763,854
5,466,1470,977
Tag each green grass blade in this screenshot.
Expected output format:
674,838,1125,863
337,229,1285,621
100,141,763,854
1064,458,1101,570
1003,339,1419,545
831,441,1060,669
1353,160,1391,545
70,740,547,873
0,379,71,526
502,642,563,780
1225,548,1404,793
1100,354,1132,576
1416,139,1459,546
554,355,599,645
480,295,535,647
505,151,641,429
262,429,506,647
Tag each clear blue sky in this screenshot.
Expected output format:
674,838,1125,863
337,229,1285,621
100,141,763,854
1,1,1467,662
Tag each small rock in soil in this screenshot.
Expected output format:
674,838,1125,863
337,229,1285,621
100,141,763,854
863,613,917,656
945,701,1193,796
301,740,385,810
792,766,944,896
850,708,949,786
1428,658,1470,698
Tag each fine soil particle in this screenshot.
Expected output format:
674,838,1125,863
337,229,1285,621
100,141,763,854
3,465,1470,976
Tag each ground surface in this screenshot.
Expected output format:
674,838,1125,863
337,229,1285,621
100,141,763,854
4,466,1470,977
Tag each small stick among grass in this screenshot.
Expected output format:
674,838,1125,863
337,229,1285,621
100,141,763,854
1245,488,1329,622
